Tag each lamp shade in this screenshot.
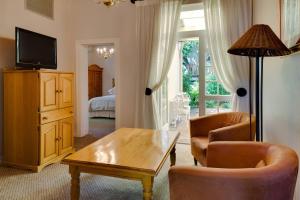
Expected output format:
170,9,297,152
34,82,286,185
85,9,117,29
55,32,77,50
228,24,290,57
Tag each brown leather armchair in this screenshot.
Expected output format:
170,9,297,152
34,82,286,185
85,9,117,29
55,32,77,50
190,112,255,166
169,142,299,200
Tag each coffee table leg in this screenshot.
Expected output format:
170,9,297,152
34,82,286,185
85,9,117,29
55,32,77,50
142,176,154,200
70,166,80,200
170,146,176,166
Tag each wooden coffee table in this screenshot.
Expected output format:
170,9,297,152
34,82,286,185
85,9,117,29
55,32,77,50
63,128,180,200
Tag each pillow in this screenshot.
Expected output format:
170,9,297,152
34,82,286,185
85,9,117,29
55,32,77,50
108,87,116,95
255,160,266,168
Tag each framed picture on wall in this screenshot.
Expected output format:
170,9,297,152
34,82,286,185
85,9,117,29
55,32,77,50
280,0,300,52
25,0,54,19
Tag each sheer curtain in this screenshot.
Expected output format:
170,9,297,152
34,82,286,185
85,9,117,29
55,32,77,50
282,0,300,47
135,0,159,128
135,0,182,129
204,0,252,112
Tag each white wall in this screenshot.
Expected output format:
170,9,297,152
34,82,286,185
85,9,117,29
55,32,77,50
253,0,300,198
0,0,73,159
69,0,137,128
88,45,115,96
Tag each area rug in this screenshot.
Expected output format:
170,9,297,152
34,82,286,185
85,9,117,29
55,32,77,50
0,163,167,200
0,144,194,200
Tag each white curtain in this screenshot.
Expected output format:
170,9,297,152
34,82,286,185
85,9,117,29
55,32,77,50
282,0,300,47
204,0,252,112
134,0,159,128
135,0,182,129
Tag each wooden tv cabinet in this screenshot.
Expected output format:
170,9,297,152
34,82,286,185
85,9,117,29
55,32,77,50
3,70,75,172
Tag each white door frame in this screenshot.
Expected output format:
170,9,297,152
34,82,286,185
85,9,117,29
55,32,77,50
75,38,121,137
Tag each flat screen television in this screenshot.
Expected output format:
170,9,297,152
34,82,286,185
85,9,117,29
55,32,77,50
16,27,57,69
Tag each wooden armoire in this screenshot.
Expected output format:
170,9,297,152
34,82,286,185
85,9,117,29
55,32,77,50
3,70,74,172
88,64,103,99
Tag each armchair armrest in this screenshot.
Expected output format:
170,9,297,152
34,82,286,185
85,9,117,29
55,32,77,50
168,166,269,200
208,122,252,142
189,113,229,137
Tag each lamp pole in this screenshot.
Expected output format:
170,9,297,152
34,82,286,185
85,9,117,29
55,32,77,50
255,55,260,141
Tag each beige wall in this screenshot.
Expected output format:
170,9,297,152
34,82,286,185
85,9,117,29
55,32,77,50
69,0,137,128
88,45,115,96
253,0,300,198
0,0,73,71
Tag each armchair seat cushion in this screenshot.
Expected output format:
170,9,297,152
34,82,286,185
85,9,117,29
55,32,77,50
191,137,208,166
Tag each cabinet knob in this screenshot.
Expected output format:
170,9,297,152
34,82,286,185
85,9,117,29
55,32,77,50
59,90,63,93
55,138,60,141
42,117,48,120
56,90,59,93
69,111,73,114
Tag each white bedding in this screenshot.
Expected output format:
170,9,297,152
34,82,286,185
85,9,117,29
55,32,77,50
89,95,115,112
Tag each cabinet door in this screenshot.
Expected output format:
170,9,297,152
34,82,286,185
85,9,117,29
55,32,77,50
59,74,73,108
40,73,59,112
59,117,73,155
40,121,59,164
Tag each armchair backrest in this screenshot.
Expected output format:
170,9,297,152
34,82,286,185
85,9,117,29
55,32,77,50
170,141,299,200
190,112,256,140
207,142,268,168
205,142,299,200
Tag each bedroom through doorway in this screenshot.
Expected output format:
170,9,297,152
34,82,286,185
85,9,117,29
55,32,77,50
87,44,116,139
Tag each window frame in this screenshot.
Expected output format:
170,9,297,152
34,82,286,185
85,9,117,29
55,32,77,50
178,11,232,116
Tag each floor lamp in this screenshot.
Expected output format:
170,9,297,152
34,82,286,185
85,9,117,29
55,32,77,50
227,24,290,142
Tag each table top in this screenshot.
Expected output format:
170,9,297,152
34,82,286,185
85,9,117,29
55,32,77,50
63,128,179,175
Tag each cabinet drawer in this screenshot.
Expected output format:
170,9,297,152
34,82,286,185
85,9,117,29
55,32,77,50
40,107,73,125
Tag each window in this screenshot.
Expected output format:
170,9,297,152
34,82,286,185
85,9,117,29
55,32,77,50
178,4,232,116
179,9,205,31
204,53,231,114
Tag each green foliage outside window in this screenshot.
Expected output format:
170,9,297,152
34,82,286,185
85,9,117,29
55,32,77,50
182,40,230,108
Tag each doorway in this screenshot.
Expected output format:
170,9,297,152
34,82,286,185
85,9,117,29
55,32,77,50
87,44,116,139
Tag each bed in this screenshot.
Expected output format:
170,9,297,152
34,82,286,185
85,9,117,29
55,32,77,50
89,95,115,118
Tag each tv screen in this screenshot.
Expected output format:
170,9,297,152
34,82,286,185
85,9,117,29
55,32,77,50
16,27,57,69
